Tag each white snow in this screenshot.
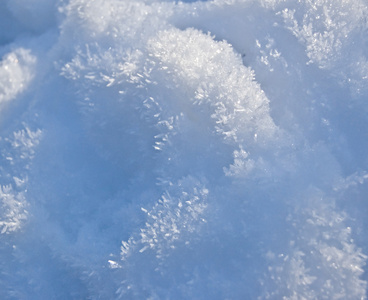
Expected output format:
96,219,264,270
1,0,368,299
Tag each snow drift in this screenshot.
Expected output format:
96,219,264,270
1,0,368,298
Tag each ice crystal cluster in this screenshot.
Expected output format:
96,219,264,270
1,0,368,298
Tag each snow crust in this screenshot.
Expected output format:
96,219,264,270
1,0,368,298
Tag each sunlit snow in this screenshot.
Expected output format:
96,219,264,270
1,0,368,299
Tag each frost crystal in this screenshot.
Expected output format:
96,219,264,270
1,0,368,299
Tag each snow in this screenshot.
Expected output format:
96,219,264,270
1,0,368,298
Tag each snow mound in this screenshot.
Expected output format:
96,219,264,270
0,0,368,299
0,48,36,105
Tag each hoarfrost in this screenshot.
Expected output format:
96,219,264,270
0,0,368,299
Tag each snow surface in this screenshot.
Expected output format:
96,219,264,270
1,0,368,298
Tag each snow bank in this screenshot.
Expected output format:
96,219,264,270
1,0,368,299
